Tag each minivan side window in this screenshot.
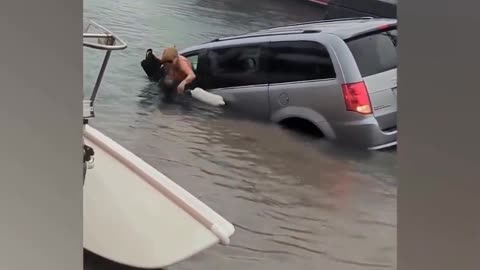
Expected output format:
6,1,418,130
182,51,209,88
266,41,337,84
203,45,267,90
181,53,200,74
346,29,398,77
186,54,199,71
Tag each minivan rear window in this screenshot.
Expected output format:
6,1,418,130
346,29,397,77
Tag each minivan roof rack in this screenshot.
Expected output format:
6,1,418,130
210,29,321,43
264,16,375,30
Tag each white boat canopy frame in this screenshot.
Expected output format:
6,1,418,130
83,19,128,118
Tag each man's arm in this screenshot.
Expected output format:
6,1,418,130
181,59,196,84
177,59,197,93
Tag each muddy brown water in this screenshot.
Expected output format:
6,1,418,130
83,0,397,269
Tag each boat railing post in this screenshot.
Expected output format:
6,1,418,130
90,50,112,104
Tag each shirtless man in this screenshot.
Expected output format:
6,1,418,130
154,47,196,96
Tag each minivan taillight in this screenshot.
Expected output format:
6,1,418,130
341,81,372,114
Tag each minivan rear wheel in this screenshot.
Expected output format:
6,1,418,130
279,118,324,137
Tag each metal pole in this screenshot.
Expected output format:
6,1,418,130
90,50,112,103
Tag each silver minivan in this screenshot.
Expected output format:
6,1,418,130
179,17,398,150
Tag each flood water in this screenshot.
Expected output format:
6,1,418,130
83,0,397,269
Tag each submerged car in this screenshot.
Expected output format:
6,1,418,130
179,17,398,150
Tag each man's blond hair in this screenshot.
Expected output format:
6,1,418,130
161,46,178,62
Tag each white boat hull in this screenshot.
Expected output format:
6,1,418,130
83,125,234,269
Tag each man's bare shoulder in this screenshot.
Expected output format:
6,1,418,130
178,55,190,62
178,56,193,70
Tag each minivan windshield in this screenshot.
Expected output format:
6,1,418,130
346,29,398,77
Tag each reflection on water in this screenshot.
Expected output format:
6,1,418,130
83,0,397,269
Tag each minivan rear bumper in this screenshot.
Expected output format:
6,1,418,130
332,117,397,150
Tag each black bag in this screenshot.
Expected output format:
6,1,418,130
141,49,164,82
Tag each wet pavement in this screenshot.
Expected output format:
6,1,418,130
83,0,397,269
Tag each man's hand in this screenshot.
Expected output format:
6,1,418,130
177,81,187,94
